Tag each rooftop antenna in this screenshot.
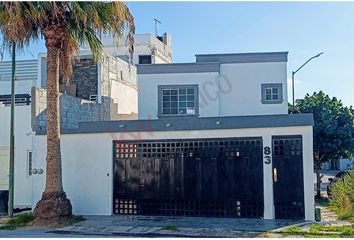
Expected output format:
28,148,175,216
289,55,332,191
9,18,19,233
153,18,161,36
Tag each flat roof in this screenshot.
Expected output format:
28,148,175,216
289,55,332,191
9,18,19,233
195,52,288,64
137,62,220,74
137,51,288,75
36,113,313,135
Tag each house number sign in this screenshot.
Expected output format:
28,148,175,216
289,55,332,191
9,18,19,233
264,146,271,164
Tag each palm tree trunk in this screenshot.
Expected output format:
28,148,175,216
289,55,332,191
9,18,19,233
33,26,72,223
45,43,63,193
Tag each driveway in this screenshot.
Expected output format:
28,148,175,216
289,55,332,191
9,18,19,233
52,215,304,238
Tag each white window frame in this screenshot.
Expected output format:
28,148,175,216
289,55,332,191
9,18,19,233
158,85,199,117
261,83,283,104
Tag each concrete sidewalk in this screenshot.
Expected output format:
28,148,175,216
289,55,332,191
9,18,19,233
51,215,303,238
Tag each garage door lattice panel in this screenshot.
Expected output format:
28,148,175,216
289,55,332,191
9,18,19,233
113,138,263,218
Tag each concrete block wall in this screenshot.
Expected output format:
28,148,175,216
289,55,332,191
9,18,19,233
31,87,114,131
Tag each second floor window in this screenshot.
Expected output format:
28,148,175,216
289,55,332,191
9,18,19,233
265,87,279,101
159,85,198,116
261,83,283,104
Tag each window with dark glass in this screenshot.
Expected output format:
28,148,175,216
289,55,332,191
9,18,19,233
139,55,152,64
159,85,198,116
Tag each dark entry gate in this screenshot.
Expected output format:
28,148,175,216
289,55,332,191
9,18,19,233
272,136,304,219
113,137,264,218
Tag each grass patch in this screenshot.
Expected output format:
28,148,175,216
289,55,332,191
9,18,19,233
276,224,354,237
161,225,178,231
0,213,33,230
281,226,303,234
58,215,86,226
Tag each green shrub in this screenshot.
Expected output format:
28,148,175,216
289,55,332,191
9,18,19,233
329,170,354,219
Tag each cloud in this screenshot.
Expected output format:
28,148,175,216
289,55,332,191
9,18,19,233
287,78,301,84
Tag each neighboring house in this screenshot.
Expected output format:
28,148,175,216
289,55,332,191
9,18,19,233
31,51,315,221
339,157,354,171
82,33,172,65
321,157,354,171
0,33,169,210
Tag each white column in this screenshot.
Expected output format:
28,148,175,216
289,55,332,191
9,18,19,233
263,133,275,219
303,127,315,220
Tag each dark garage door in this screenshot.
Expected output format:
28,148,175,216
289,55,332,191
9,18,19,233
113,137,263,218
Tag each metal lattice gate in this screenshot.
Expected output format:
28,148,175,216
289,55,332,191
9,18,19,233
113,137,264,218
272,136,304,219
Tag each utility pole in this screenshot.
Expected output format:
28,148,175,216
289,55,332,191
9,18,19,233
8,42,15,217
153,18,161,36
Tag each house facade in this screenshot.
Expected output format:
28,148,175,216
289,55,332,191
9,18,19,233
30,51,315,220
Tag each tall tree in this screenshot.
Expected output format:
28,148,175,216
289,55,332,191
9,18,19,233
0,2,134,222
290,91,354,199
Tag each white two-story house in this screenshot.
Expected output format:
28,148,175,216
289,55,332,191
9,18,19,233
31,51,314,221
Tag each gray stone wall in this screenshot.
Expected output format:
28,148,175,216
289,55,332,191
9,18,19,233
32,52,137,132
70,58,98,100
31,87,113,131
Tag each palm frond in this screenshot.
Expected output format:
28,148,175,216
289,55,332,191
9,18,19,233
0,1,135,78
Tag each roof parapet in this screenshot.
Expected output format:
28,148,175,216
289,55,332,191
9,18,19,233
196,51,288,64
137,62,220,74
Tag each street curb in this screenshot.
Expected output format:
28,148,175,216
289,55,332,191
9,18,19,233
48,228,260,238
270,221,314,232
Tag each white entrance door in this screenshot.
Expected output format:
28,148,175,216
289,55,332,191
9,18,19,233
0,147,9,191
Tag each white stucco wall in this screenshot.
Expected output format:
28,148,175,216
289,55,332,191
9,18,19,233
138,72,220,119
219,62,288,116
31,125,314,220
110,81,138,115
138,61,288,119
0,106,33,207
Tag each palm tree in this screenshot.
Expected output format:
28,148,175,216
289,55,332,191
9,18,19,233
0,2,134,222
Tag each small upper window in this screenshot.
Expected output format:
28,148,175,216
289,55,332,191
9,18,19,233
261,83,283,104
139,55,152,64
159,85,198,117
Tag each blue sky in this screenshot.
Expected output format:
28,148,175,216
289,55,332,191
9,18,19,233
6,2,354,107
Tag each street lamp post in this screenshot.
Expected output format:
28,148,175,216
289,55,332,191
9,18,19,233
292,52,324,106
8,42,15,217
